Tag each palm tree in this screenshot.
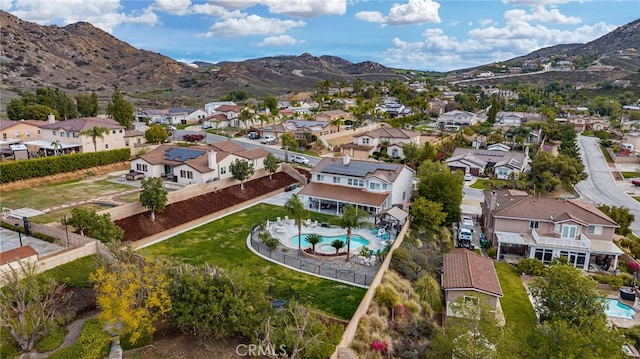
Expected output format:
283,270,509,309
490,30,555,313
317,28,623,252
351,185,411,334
331,117,344,132
332,204,369,262
79,126,109,152
284,194,308,253
239,108,254,130
331,239,344,254
305,233,322,254
51,140,62,156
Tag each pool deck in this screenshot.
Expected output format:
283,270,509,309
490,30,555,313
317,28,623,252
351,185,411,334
605,292,640,329
267,219,388,256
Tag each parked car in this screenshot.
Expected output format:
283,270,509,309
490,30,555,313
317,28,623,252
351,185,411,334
464,173,473,181
201,124,213,130
166,125,177,131
633,178,640,186
260,135,277,144
247,131,260,139
290,155,310,164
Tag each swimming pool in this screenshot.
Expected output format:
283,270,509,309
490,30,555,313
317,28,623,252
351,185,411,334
289,234,370,253
604,298,636,319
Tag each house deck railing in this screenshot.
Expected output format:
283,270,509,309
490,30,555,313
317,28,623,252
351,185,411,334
532,229,591,250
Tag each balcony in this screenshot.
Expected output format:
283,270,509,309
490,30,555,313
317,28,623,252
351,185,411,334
531,229,591,250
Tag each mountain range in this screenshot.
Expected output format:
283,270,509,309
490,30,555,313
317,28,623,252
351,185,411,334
1,10,638,110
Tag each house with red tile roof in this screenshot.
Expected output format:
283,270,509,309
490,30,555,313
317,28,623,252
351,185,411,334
129,141,270,185
442,248,503,321
298,156,414,215
340,127,420,159
482,189,623,271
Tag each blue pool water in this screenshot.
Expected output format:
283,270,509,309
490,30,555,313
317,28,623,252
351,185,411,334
604,298,636,319
290,234,370,253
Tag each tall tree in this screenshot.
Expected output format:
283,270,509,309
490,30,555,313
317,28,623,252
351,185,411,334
263,153,279,180
417,160,464,226
0,262,69,352
144,124,169,144
139,177,168,222
487,94,499,124
76,91,99,117
262,95,278,115
285,194,308,253
67,208,123,243
410,197,447,230
91,251,171,345
106,85,134,129
239,108,254,129
79,126,109,152
597,205,635,236
51,140,62,156
332,204,369,262
230,159,255,190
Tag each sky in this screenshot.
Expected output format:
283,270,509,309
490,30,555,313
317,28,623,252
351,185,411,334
2,0,638,72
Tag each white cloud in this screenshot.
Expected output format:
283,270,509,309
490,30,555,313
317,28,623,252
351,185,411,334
151,0,191,15
204,0,261,9
356,0,440,26
266,0,346,18
479,19,495,27
8,0,159,32
192,3,242,17
204,14,305,37
0,0,13,10
384,17,615,71
502,0,579,5
505,5,581,25
258,35,304,47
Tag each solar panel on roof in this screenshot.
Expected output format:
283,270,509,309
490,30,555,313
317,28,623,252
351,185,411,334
473,150,505,157
164,148,206,162
323,161,398,177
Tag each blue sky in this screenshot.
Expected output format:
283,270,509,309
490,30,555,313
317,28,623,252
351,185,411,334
2,0,638,71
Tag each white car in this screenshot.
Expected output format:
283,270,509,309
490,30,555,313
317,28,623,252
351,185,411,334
464,173,473,181
291,155,310,164
260,135,276,144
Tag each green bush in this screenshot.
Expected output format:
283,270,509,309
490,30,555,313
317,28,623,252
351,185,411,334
47,318,111,359
592,274,624,289
44,255,99,288
0,328,18,359
120,330,153,350
35,325,68,352
486,247,497,259
0,148,130,183
517,258,546,276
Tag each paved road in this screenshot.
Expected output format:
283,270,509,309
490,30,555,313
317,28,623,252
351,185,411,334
575,135,640,234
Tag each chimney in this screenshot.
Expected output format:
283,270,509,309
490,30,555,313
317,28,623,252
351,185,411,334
343,155,350,166
47,113,55,124
208,151,216,169
489,190,497,211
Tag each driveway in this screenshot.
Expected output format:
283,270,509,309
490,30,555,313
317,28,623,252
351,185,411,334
575,135,640,234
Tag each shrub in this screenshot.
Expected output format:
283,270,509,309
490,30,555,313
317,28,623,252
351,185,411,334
120,330,152,350
517,258,546,276
0,328,18,359
486,246,497,259
35,325,68,352
44,255,98,288
47,318,111,359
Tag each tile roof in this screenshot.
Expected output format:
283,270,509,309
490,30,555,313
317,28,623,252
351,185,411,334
41,117,124,132
450,147,526,165
215,105,245,113
442,248,503,297
0,119,44,130
354,127,419,139
0,245,38,265
485,189,619,227
298,182,389,207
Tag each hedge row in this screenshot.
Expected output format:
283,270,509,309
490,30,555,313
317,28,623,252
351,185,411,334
0,149,130,183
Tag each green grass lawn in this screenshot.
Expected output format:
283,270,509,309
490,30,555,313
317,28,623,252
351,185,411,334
140,203,366,320
1,178,133,210
599,145,614,164
494,262,538,341
622,171,639,179
470,179,513,190
30,203,109,224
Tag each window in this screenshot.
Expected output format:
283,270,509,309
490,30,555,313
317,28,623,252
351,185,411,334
316,174,324,181
333,176,341,184
529,221,539,229
112,130,116,134
220,166,227,175
136,164,148,172
73,132,78,138
104,144,109,149
60,131,65,137
369,182,381,190
15,131,20,138
561,225,577,239
180,170,193,179
125,139,130,146
362,138,370,144
382,183,388,190
25,131,30,137
535,248,554,264
587,225,602,235
2,133,6,140
53,130,57,136
463,296,479,305
391,148,399,157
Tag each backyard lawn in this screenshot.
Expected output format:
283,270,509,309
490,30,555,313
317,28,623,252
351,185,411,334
470,179,512,190
30,203,109,225
140,203,367,320
1,177,135,210
495,262,538,341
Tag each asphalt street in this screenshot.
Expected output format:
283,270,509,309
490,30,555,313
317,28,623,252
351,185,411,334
575,135,640,234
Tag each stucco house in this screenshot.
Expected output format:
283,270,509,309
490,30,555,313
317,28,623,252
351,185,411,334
437,110,483,130
0,119,43,157
314,110,352,123
130,141,270,185
261,120,338,141
442,248,503,321
340,127,420,159
298,156,414,215
445,147,528,179
482,189,623,271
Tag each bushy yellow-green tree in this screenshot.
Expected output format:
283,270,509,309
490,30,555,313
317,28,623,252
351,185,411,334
90,253,171,345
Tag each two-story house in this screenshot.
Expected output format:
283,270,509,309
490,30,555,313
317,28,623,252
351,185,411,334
130,141,270,186
340,127,420,159
482,189,623,271
0,119,43,157
298,156,414,215
437,110,483,130
314,110,352,123
445,147,529,179
261,120,338,141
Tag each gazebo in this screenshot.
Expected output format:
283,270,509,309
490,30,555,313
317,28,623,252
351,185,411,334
374,206,408,232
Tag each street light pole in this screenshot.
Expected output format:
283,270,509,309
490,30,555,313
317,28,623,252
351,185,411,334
63,215,70,248
14,223,22,247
